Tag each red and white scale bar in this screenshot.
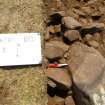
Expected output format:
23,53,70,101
48,64,68,68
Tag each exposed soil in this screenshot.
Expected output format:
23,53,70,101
0,0,47,105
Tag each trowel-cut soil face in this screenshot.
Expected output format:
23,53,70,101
0,0,47,105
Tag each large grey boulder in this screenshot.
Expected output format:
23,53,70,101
45,68,72,90
68,42,105,105
45,42,65,61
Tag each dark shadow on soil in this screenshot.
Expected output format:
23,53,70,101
0,64,42,70
47,84,69,98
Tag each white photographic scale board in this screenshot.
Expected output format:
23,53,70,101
0,33,42,66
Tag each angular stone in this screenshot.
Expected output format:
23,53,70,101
93,33,101,42
45,68,72,90
79,18,88,25
54,96,65,105
81,6,92,15
48,96,54,105
64,30,81,42
48,79,56,88
87,40,100,48
48,26,55,34
45,42,64,61
48,95,65,105
97,44,105,58
68,42,105,105
73,8,86,16
83,34,93,41
48,41,69,53
59,58,67,64
90,23,105,29
54,25,61,33
65,96,75,105
43,58,49,68
62,16,82,29
45,28,50,41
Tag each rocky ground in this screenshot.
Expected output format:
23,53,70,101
1,0,105,105
43,0,105,105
